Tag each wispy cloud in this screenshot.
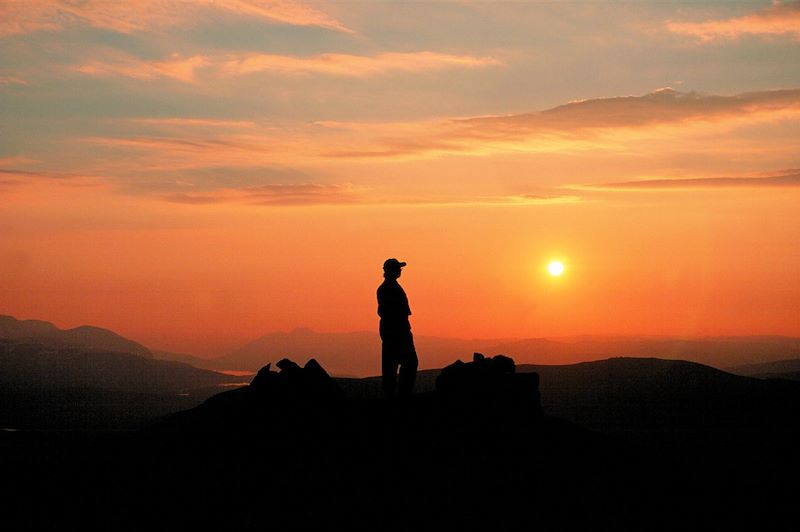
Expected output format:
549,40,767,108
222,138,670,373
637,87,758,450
667,1,800,41
81,133,283,172
129,118,258,129
0,0,352,37
211,0,352,33
76,50,500,83
0,76,28,86
77,54,209,83
0,166,105,189
452,88,800,135
0,167,80,180
321,88,800,159
161,184,577,207
163,183,362,206
585,170,800,190
77,88,800,177
222,51,501,77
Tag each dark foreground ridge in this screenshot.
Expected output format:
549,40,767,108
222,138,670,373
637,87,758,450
5,354,799,530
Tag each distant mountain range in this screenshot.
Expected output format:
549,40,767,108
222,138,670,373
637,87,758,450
0,315,243,430
4,313,800,430
0,314,151,357
197,327,800,377
5,314,799,376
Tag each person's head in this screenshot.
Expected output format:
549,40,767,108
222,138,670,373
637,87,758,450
383,258,406,279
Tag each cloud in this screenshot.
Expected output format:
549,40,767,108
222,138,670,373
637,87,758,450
163,183,362,206
76,50,500,83
129,118,258,129
77,54,209,83
81,133,282,172
162,193,227,205
161,182,577,207
0,0,352,38
0,167,76,180
667,1,800,41
78,87,800,177
244,183,361,205
587,170,800,190
0,166,105,189
222,51,501,77
213,0,352,34
320,88,800,159
452,88,800,135
0,76,28,86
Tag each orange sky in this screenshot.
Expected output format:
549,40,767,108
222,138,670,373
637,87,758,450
1,1,799,356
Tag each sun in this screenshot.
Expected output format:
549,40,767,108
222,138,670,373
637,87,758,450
547,261,565,276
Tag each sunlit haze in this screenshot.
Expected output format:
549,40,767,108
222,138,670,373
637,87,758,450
1,1,799,357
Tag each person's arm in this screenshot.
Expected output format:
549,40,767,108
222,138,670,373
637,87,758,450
377,286,385,318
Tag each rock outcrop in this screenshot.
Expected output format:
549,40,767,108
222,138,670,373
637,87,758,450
250,357,343,401
436,352,542,417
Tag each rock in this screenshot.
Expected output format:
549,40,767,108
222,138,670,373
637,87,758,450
250,358,342,401
250,363,274,388
436,353,542,417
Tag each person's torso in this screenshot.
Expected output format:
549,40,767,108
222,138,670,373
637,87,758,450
377,280,411,322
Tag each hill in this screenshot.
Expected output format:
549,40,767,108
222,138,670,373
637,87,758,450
0,314,151,358
208,328,800,376
518,357,800,439
726,358,800,381
337,356,800,443
491,335,800,367
0,340,244,429
5,354,798,529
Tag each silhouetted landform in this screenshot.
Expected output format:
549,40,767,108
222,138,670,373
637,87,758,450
0,314,151,357
341,357,800,441
727,358,800,381
205,327,800,375
518,358,800,440
436,352,543,417
0,339,242,429
158,353,542,433
5,353,798,530
497,334,800,368
5,313,799,375
158,357,345,431
152,348,216,367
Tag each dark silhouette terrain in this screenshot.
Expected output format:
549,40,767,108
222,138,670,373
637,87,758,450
518,358,800,440
727,358,800,381
4,353,799,530
0,339,241,429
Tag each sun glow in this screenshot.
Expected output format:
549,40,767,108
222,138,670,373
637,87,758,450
548,261,565,276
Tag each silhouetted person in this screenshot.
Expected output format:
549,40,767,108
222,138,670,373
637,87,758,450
377,258,418,402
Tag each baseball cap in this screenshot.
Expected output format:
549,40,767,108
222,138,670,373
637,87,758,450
383,258,407,270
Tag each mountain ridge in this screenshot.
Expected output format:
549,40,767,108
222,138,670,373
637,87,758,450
0,314,152,358
204,327,800,376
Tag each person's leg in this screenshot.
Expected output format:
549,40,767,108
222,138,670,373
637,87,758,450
398,334,418,399
382,341,398,400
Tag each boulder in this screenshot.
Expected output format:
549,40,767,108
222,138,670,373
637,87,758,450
250,358,342,401
436,353,542,417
